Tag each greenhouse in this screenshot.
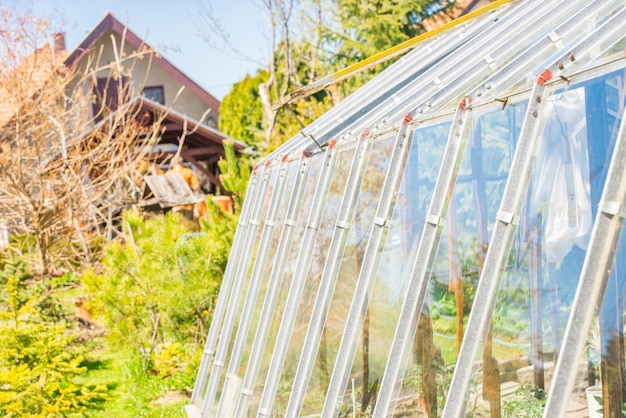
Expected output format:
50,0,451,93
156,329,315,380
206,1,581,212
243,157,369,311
188,0,626,416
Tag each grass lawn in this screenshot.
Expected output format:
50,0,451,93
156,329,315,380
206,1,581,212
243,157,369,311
72,339,189,417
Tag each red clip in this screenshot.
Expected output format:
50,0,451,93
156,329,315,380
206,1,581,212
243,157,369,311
537,69,553,86
253,164,260,171
459,96,472,110
361,129,371,138
328,139,338,149
403,113,413,124
282,154,289,162
265,160,272,167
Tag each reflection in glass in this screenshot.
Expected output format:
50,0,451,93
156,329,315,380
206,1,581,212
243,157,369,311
297,134,396,416
207,166,278,413
328,122,450,416
270,146,356,415
462,71,625,416
388,100,526,417
245,154,324,415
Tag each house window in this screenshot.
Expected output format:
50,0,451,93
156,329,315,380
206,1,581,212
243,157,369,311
204,116,217,129
93,76,127,122
143,86,165,104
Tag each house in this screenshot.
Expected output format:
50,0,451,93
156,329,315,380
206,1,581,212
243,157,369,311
63,11,245,196
0,11,244,243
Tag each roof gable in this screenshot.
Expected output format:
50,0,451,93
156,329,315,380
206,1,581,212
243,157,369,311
64,12,220,112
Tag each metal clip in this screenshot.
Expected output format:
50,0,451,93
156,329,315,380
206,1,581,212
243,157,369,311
483,54,497,70
547,31,564,50
373,217,386,227
598,200,621,216
496,210,517,225
427,214,440,226
432,76,444,90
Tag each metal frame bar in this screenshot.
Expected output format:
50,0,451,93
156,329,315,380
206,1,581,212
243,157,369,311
471,0,624,107
283,132,376,416
201,164,272,415
257,142,341,417
372,99,474,416
276,0,515,109
380,0,608,127
369,4,626,416
216,157,292,417
268,0,522,161
442,9,626,415
266,5,510,159
441,70,549,418
301,0,588,158
321,117,415,416
190,169,260,407
233,154,312,418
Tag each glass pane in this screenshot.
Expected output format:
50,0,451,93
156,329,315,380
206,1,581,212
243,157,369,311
463,69,625,417
326,122,450,416
246,154,324,415
271,146,356,415
228,160,299,383
210,165,278,411
388,99,526,416
299,134,396,415
591,210,626,417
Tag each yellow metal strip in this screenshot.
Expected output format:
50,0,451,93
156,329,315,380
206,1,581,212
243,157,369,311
275,0,515,109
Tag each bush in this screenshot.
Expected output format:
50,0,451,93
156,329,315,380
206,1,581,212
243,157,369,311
83,209,233,377
0,260,107,417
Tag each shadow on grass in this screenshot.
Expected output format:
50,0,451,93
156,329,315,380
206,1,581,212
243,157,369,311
82,357,109,372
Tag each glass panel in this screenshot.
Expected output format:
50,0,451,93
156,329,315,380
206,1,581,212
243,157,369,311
245,154,324,415
216,160,299,397
462,69,626,417
387,99,526,416
323,122,448,415
298,134,396,415
271,146,356,415
208,165,278,412
592,216,626,417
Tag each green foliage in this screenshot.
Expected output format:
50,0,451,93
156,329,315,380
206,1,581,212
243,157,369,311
502,386,546,418
217,0,457,152
0,261,107,417
324,0,455,95
217,139,251,213
83,210,230,377
403,362,454,412
219,71,268,149
271,95,333,151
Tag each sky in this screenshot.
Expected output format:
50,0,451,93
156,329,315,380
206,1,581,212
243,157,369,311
3,0,269,100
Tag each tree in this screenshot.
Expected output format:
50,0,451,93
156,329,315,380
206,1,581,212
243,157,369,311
323,0,457,97
0,7,165,274
0,259,107,417
218,71,267,151
83,139,248,376
200,0,458,152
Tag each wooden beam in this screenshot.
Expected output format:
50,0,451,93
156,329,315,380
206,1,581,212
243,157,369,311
181,150,224,193
184,146,224,157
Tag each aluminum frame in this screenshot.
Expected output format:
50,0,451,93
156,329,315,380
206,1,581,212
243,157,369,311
193,2,626,417
232,153,312,417
216,157,292,417
201,164,272,415
442,9,626,416
257,142,342,417
190,169,260,408
542,103,626,418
